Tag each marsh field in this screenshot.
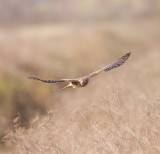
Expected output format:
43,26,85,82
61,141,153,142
0,1,160,153
0,19,159,154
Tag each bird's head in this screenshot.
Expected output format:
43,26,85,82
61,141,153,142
80,79,89,87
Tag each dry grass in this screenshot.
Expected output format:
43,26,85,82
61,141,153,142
6,66,160,153
0,20,160,153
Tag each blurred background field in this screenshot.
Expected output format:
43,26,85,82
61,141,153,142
0,0,160,153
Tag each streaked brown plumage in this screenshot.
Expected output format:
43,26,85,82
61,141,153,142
28,52,131,89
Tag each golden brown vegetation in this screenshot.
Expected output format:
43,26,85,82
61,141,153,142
0,19,160,153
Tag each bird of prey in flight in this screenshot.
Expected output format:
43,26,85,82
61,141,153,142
28,52,131,89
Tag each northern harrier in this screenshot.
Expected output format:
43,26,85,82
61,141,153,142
28,52,131,89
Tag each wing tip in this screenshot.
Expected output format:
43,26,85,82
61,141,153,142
126,52,131,57
27,76,38,80
122,52,131,61
27,76,33,79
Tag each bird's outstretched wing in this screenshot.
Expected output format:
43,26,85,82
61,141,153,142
28,52,131,86
83,52,131,79
27,76,78,84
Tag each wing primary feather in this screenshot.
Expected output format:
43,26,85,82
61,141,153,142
27,76,65,83
104,52,131,71
85,52,131,78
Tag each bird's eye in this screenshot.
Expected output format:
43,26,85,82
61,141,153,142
82,79,88,85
